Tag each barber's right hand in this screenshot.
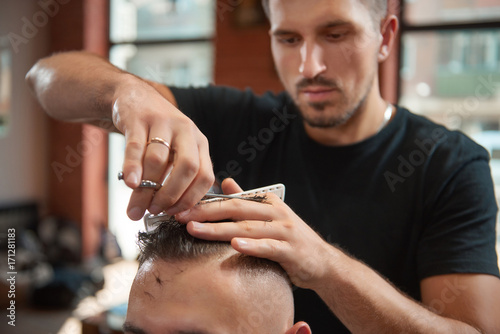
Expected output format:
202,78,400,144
112,77,215,220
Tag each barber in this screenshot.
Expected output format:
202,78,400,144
27,0,500,332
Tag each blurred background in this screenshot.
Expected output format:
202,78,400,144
0,0,499,333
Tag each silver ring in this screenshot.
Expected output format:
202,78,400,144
147,137,171,150
138,180,162,191
118,172,161,190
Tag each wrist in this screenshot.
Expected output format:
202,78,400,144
111,74,155,123
306,243,352,292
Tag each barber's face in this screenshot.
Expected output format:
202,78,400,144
125,257,294,334
269,0,383,128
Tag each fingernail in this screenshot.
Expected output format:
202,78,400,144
235,239,248,248
128,207,144,220
190,221,204,230
126,173,138,186
149,204,162,215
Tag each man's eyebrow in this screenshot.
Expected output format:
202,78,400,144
320,19,352,29
271,20,353,36
123,322,148,334
271,28,297,36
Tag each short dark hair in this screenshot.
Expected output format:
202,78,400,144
137,217,290,283
261,0,388,24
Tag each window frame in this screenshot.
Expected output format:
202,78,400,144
397,1,500,100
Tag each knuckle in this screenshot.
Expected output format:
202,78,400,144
274,203,289,217
177,116,196,130
126,140,143,156
209,225,218,235
282,220,294,230
199,170,215,189
154,192,179,208
198,133,210,147
179,159,199,177
123,160,141,171
268,242,281,257
241,220,253,233
232,199,245,211
144,150,166,169
177,198,199,213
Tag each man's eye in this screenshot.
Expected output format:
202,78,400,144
326,32,347,41
278,37,301,45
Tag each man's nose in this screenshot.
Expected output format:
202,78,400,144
299,42,327,78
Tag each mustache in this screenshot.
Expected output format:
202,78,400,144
296,76,338,90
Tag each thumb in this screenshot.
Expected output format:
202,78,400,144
221,178,243,194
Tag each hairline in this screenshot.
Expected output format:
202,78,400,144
261,0,388,27
136,220,292,288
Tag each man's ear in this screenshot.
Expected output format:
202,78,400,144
285,321,312,334
378,14,399,63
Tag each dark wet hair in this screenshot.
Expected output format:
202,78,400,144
137,216,290,284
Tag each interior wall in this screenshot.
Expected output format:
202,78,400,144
45,0,109,259
0,1,50,209
214,0,283,94
0,0,108,260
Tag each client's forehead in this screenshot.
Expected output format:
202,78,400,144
126,253,253,333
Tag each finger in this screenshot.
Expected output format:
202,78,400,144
127,188,154,220
176,193,279,223
143,136,173,182
231,237,290,262
122,125,148,188
221,178,243,195
127,132,173,220
232,237,324,287
149,130,201,214
186,219,284,241
152,138,214,215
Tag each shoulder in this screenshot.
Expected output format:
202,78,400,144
399,107,490,163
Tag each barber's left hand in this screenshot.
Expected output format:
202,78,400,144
175,178,333,290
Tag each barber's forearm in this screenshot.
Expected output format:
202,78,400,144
315,246,480,333
26,51,133,124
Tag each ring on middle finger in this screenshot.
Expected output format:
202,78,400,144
147,137,172,151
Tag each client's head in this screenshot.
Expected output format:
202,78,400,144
124,218,311,334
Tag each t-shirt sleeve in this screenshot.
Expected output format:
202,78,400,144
417,134,499,280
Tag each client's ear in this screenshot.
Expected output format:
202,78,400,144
285,321,312,334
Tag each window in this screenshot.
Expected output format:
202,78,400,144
399,0,500,254
404,0,500,25
0,37,11,137
108,0,216,259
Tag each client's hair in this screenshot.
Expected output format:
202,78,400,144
137,216,290,284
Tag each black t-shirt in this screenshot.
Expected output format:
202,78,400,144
170,85,499,332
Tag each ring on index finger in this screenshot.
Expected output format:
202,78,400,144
117,172,162,190
138,180,162,191
147,137,172,151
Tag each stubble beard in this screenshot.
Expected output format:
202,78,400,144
294,71,376,129
299,99,358,128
